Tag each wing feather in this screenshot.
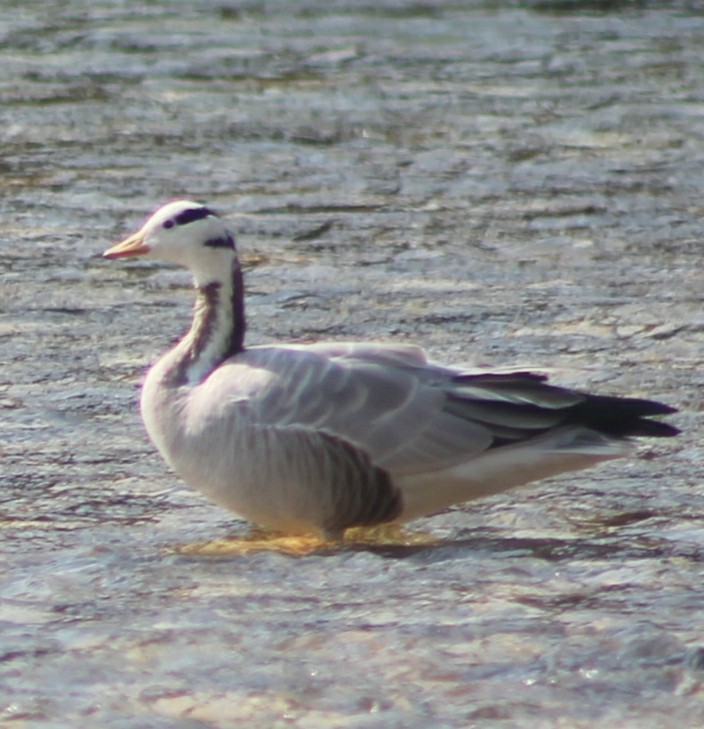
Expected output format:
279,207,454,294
200,343,494,474
194,342,677,487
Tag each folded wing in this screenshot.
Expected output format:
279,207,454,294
200,342,677,482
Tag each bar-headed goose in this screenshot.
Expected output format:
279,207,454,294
104,200,679,539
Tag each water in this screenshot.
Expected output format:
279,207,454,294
1,2,703,727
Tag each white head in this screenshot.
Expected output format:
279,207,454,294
103,200,238,286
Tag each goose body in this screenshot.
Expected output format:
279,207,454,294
104,201,679,538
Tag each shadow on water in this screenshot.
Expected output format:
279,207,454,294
333,534,704,564
520,0,704,15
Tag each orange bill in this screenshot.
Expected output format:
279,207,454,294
103,231,150,259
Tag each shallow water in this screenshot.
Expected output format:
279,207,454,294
1,2,703,727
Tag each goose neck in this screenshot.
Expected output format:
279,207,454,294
173,260,245,385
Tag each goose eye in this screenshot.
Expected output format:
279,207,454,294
163,219,174,230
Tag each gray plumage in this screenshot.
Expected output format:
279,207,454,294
104,200,679,539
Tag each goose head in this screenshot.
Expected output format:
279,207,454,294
103,200,238,286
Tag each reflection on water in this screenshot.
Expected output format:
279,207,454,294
1,1,703,726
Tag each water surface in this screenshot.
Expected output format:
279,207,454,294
1,2,703,727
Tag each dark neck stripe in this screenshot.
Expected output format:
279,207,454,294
171,259,245,385
189,281,223,366
175,206,215,226
204,232,235,249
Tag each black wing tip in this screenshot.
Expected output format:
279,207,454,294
575,395,680,439
629,419,681,438
619,397,678,417
453,371,550,385
450,372,681,441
